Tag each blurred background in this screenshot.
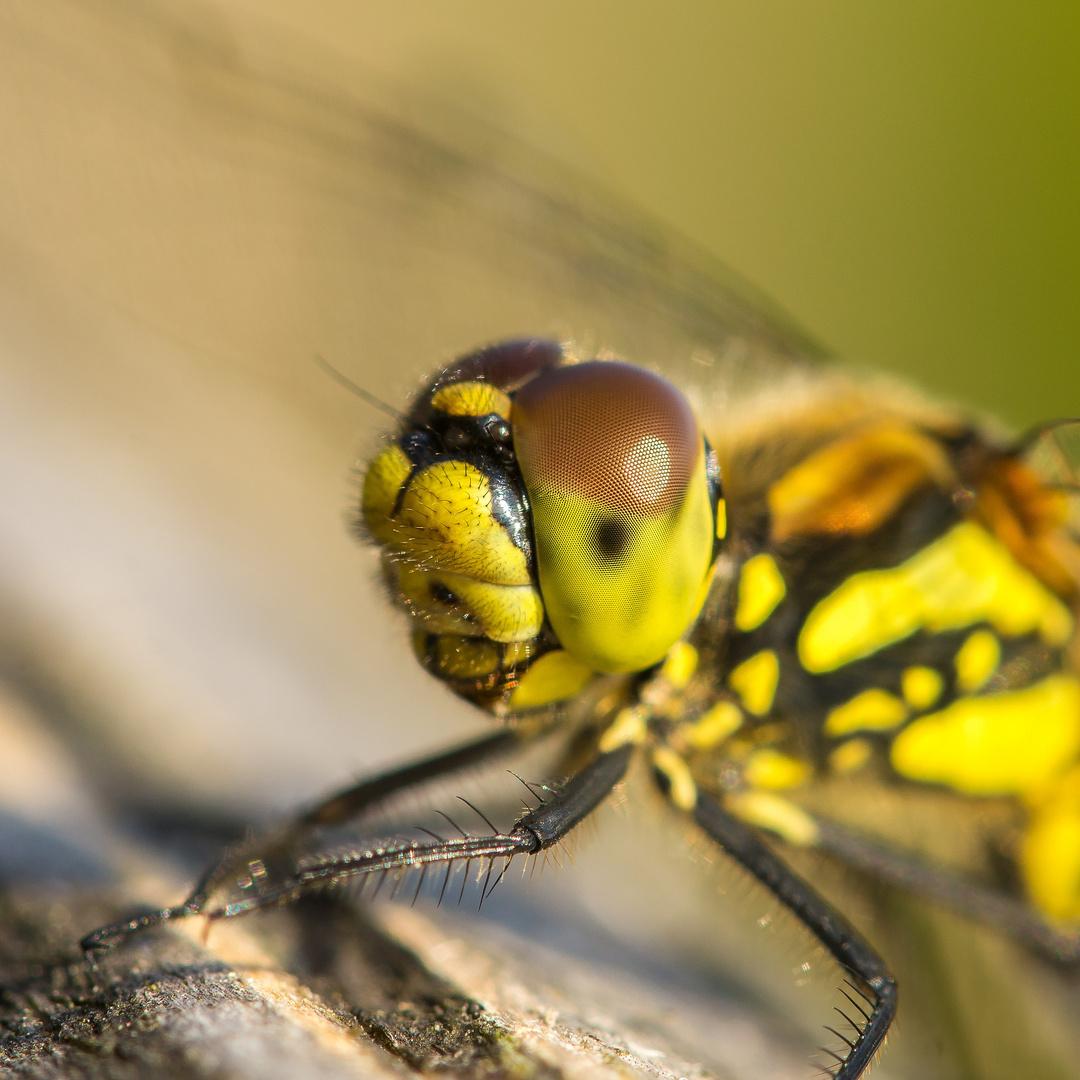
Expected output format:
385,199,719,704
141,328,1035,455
0,5,1078,1077
251,0,1080,425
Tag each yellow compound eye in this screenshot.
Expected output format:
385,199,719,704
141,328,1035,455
511,361,716,673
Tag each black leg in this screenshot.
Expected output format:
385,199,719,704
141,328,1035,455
690,791,897,1080
288,743,632,901
82,738,630,954
81,728,523,953
815,818,1080,964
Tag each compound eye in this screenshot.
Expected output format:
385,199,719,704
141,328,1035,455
512,361,702,517
511,361,715,674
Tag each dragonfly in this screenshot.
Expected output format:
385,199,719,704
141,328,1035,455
2,5,1079,1080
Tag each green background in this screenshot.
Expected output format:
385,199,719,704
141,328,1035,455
244,0,1080,427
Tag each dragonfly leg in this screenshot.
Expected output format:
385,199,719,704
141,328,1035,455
294,743,633,896
683,788,897,1080
81,728,523,954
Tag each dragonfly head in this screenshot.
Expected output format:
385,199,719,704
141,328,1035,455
362,339,723,711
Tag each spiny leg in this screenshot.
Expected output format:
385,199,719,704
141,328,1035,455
684,789,897,1080
82,737,629,954
293,744,632,901
81,728,522,954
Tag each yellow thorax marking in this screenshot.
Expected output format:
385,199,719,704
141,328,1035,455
660,641,699,689
678,700,744,751
509,650,595,712
824,688,908,737
744,748,811,790
728,649,780,716
798,521,1074,674
652,746,698,811
715,498,728,540
735,554,787,632
890,675,1080,796
430,381,512,418
726,791,820,846
829,738,873,774
768,423,954,543
901,665,944,710
954,629,1001,693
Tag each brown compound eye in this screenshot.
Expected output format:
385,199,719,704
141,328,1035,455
510,360,716,674
512,361,702,517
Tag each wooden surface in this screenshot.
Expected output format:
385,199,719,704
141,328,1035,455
0,674,812,1080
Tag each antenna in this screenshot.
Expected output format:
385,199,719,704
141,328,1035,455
314,354,405,424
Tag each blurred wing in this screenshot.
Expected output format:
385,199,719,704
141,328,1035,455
1024,419,1080,540
0,2,824,814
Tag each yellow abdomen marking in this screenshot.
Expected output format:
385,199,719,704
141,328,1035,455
890,675,1080,796
728,649,780,716
954,629,1001,693
1023,765,1080,921
824,689,908,737
735,554,787,632
901,666,945,710
798,522,1074,674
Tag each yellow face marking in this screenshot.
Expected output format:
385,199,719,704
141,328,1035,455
501,640,534,668
508,649,595,711
798,522,1074,674
394,562,543,643
728,649,780,716
430,380,512,418
829,738,874,774
890,675,1080,796
660,641,699,690
824,689,908,737
377,460,533,586
743,748,811,790
901,665,945,710
433,635,501,680
652,746,698,811
715,498,727,540
954,629,1001,693
725,791,820,846
1023,765,1080,920
361,444,413,545
734,554,787,632
679,700,744,751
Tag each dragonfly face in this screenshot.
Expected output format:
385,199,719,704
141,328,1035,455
364,338,723,709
